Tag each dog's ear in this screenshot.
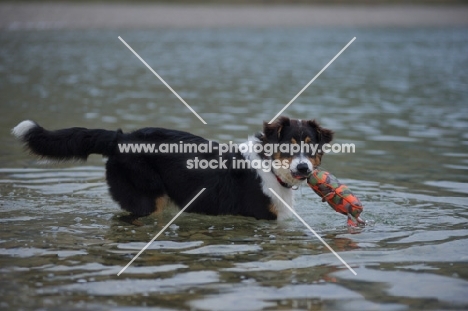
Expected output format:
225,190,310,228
263,116,290,142
307,119,334,144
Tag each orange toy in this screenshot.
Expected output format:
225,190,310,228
307,169,366,227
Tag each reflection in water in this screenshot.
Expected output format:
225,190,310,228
1,28,468,310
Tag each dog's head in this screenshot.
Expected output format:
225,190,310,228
260,116,334,186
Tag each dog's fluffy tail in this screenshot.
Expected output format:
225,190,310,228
12,120,120,161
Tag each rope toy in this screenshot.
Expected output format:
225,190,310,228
307,169,367,227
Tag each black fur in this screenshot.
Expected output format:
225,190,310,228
22,122,121,161
18,123,276,219
15,118,333,220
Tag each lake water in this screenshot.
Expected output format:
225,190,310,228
1,28,468,310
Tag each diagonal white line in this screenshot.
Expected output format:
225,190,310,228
117,188,206,276
118,36,207,125
268,188,357,275
268,37,356,124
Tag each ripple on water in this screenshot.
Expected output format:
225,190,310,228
37,263,188,280
0,248,87,258
223,239,468,273
367,135,419,142
40,271,219,296
116,241,203,250
0,167,107,195
333,267,468,306
190,283,363,311
182,244,262,255
424,181,468,195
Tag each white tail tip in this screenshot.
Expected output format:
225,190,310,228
12,120,37,139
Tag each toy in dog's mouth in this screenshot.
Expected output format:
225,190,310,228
308,168,369,228
347,213,367,227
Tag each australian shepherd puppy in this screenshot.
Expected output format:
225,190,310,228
12,116,333,221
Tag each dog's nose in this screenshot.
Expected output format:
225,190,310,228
296,162,311,175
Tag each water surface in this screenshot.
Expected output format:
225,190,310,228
1,28,468,310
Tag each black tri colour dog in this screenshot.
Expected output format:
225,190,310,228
12,117,333,221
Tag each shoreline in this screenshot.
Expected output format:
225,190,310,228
1,3,468,29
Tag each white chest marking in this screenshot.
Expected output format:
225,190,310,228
241,137,294,221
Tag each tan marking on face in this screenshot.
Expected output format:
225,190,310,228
305,136,311,144
273,152,292,167
309,155,322,167
154,195,169,214
291,138,297,145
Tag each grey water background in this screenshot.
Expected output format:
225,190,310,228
0,28,468,310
